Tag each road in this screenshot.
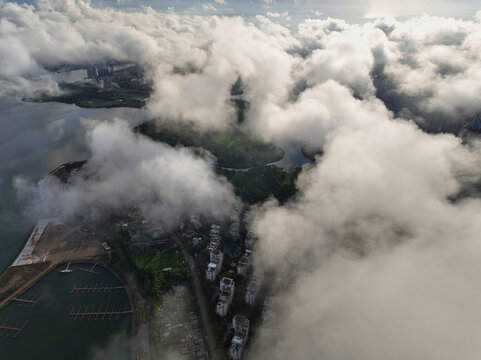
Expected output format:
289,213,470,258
174,235,222,360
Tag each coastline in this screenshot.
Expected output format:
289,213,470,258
0,262,54,310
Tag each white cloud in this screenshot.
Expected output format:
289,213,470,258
266,11,289,18
4,5,481,358
3,1,480,132
202,3,217,11
15,119,237,228
249,89,481,359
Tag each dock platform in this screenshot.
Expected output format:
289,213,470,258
69,305,132,320
0,318,28,337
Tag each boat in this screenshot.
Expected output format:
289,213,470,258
59,262,73,273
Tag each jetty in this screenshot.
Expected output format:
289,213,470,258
69,305,132,320
12,294,41,308
78,263,101,275
0,318,28,337
59,262,73,273
71,283,126,294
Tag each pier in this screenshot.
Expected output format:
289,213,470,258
59,262,73,273
69,305,132,320
78,263,101,275
0,318,28,337
71,283,126,294
12,294,41,307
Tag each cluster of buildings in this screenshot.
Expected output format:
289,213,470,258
236,250,252,277
183,211,263,359
244,229,256,249
115,209,171,252
87,64,114,80
206,249,223,282
205,223,224,282
207,224,222,251
242,210,253,225
245,275,260,306
216,277,235,317
229,221,240,239
86,63,146,87
229,314,250,360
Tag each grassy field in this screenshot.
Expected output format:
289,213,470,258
136,121,284,168
133,250,190,305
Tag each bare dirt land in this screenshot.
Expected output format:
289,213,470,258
30,223,104,264
152,285,206,359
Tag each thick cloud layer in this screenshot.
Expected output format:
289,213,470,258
14,119,237,228
248,89,481,359
3,1,481,133
4,1,481,359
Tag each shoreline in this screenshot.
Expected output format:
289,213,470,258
0,262,54,311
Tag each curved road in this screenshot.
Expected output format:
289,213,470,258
174,235,222,360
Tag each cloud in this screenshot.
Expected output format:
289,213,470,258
202,3,217,11
4,3,481,358
89,331,130,360
14,119,237,229
248,92,481,359
247,80,390,149
214,0,225,4
3,1,481,132
376,15,481,120
266,11,289,19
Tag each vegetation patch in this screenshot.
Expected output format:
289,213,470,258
26,83,149,109
133,250,190,304
136,120,285,168
218,165,300,204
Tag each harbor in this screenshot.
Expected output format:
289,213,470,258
0,262,132,359
0,219,105,309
